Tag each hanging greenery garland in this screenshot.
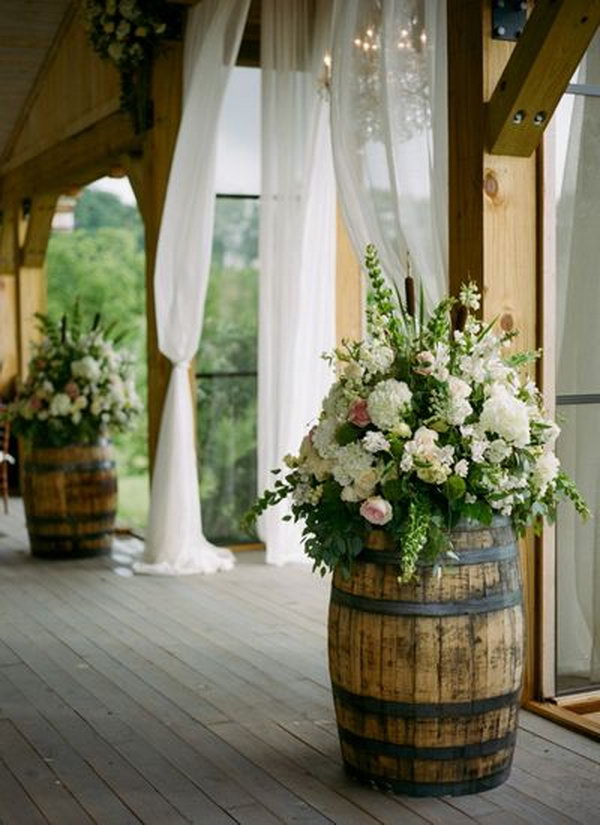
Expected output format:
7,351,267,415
81,0,183,133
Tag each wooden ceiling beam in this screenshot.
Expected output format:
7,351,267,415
487,0,600,157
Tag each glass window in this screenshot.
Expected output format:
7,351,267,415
197,67,260,545
554,34,600,693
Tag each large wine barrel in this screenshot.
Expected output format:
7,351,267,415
328,518,524,797
23,440,117,558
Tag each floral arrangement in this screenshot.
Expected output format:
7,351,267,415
81,1,182,130
5,305,141,448
246,246,588,580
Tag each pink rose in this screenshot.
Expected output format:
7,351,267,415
348,398,371,428
29,397,42,411
360,496,393,526
64,381,79,400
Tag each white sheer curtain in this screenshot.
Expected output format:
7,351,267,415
258,0,336,565
555,33,600,685
135,0,250,575
330,0,447,305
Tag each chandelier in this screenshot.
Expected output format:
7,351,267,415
349,0,430,144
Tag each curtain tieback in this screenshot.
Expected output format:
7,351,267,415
173,360,189,372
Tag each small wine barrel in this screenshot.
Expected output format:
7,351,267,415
328,518,524,797
23,440,117,558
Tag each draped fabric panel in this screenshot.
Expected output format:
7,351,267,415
258,0,337,565
136,0,250,575
330,0,447,305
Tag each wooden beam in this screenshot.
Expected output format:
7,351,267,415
21,194,57,269
487,0,600,157
2,112,141,201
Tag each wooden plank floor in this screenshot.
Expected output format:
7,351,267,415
1,500,600,824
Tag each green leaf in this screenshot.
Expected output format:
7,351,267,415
445,475,466,502
336,422,360,446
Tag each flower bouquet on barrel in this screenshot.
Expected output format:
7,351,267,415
5,304,141,558
245,245,587,797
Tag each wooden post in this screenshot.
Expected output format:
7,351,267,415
127,43,183,472
17,194,58,378
0,202,19,396
448,0,540,702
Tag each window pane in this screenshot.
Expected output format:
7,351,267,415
215,67,261,196
555,33,600,692
556,404,600,693
197,197,259,544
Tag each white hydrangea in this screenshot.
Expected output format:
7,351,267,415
71,355,101,383
362,431,390,453
359,341,395,376
332,443,374,488
312,417,339,459
49,393,71,417
480,383,530,448
367,379,412,431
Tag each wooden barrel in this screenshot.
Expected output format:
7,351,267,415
328,518,523,797
23,440,117,558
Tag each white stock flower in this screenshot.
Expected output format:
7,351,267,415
454,459,469,478
367,379,412,431
445,376,473,425
480,383,530,448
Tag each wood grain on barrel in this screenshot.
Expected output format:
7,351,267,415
23,441,117,558
328,519,524,796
